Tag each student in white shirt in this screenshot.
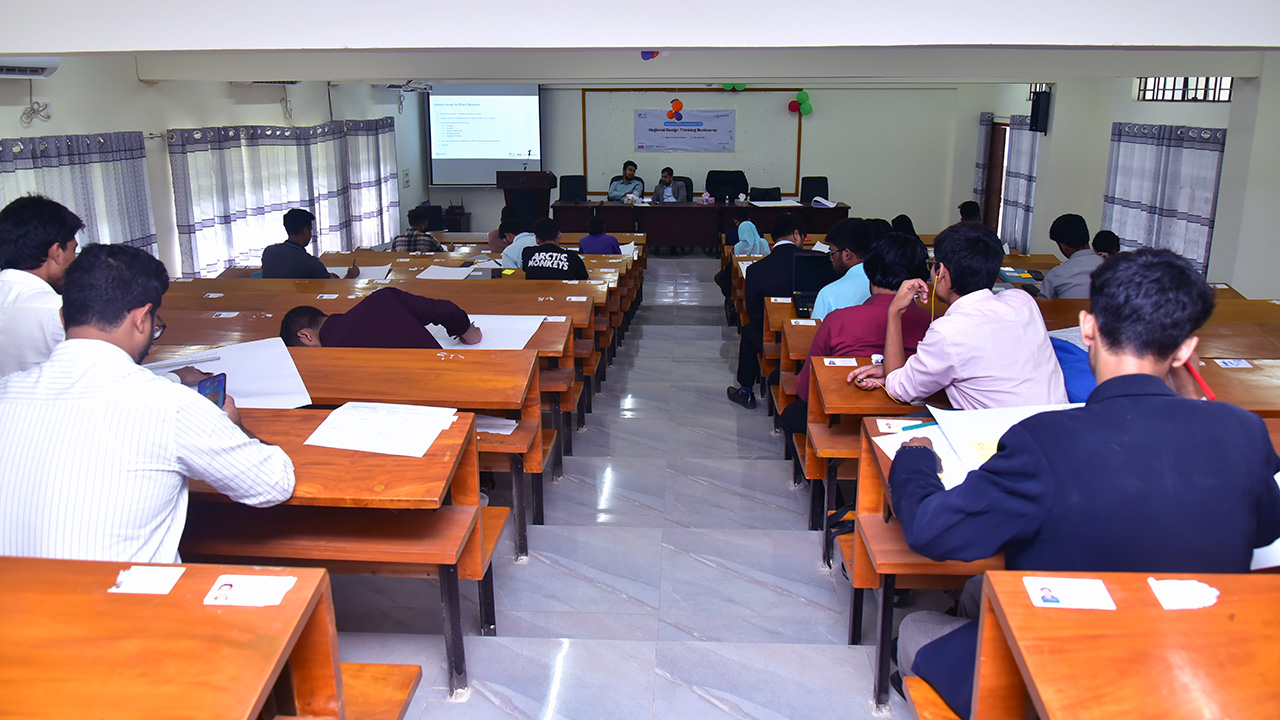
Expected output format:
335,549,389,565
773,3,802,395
499,219,538,269
0,244,295,564
0,195,82,377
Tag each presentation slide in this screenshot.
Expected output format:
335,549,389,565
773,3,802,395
428,85,541,185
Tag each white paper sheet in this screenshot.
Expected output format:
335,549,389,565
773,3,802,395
1022,576,1116,610
1047,326,1088,351
304,402,458,457
811,241,830,253
426,314,544,350
929,404,1079,473
871,425,969,490
469,256,501,269
1147,577,1219,610
416,265,475,280
475,415,519,435
146,338,312,409
324,264,392,280
203,574,297,607
620,242,637,257
811,196,837,208
749,200,802,207
738,261,752,277
109,566,186,595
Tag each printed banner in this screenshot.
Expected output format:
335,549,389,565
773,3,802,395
634,109,735,153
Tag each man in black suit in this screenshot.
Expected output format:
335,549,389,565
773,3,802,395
727,214,805,409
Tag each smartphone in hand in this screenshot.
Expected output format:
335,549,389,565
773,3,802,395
197,373,227,408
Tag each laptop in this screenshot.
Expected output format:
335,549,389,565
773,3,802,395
791,252,839,318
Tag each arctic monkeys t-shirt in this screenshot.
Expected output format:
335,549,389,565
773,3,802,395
521,243,589,280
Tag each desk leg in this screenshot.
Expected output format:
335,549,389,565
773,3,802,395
849,588,865,645
439,565,469,697
478,566,497,637
510,456,529,559
873,574,897,711
808,471,823,532
821,459,841,567
532,467,545,526
562,408,574,456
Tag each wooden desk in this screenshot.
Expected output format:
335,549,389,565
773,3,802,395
775,319,820,426
1004,253,1062,273
972,570,1280,719
0,557,419,719
636,201,724,249
1037,298,1280,359
1198,358,1280,417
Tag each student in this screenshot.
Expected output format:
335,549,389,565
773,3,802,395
957,201,981,224
892,249,1280,718
811,218,874,320
781,232,932,435
727,214,805,409
866,218,893,240
891,214,919,238
650,167,687,203
280,288,481,348
488,206,519,253
0,196,81,377
578,216,621,255
0,244,295,564
713,209,768,299
848,222,1067,409
1092,229,1121,259
607,161,643,202
522,218,588,280
499,219,537,269
261,209,357,279
391,206,445,252
1039,213,1104,299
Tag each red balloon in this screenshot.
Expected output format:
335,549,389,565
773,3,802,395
667,110,675,119
788,100,801,112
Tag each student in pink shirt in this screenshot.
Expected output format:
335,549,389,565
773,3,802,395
848,222,1066,409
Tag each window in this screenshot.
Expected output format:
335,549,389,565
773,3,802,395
1136,77,1232,103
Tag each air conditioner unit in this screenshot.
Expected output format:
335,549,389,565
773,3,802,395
0,57,60,78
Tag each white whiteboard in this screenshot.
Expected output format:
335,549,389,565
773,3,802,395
582,90,801,196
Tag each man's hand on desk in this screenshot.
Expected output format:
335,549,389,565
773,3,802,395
901,436,943,473
847,364,886,390
171,366,213,385
460,323,483,345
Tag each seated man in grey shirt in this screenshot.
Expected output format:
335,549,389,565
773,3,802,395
1040,213,1105,299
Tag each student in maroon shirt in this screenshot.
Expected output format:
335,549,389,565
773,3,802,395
279,287,482,348
780,232,933,436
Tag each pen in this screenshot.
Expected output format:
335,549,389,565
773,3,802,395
900,420,937,431
1185,363,1216,401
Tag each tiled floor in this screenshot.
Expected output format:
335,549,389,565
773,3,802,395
333,255,917,719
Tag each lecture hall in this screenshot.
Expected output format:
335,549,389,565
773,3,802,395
2,4,1280,719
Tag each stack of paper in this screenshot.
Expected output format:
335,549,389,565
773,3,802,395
416,265,474,280
475,415,519,435
749,200,802,208
811,196,837,208
305,402,458,457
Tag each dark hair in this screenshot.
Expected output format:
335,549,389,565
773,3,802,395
0,195,84,271
1090,248,1214,359
1049,214,1090,249
958,201,981,221
587,216,606,235
499,205,518,222
933,222,1003,295
661,166,673,176
825,218,874,258
733,208,750,222
283,208,315,235
62,244,169,331
890,214,917,237
280,305,328,347
1092,230,1121,255
771,213,805,242
498,219,524,237
622,160,637,172
864,232,930,291
866,218,893,240
532,217,559,242
407,206,430,226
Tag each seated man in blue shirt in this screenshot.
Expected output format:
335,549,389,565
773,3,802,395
499,219,538,269
811,218,873,320
606,161,644,202
891,248,1280,718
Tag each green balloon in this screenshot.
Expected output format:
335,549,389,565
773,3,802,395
799,102,814,115
796,91,810,103
722,83,734,90
734,83,747,91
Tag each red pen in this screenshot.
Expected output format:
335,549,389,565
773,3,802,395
1185,363,1216,401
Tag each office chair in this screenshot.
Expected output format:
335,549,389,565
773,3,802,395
800,176,830,204
749,187,782,202
675,176,694,200
559,175,588,203
705,170,749,203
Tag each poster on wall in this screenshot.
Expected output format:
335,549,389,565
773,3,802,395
634,110,735,153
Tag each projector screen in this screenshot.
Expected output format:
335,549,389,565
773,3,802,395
428,84,542,186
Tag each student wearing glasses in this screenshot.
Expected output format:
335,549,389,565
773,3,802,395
811,218,874,320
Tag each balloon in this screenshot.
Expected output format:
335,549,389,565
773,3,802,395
674,111,683,121
672,100,684,111
799,102,814,115
640,51,659,60
796,90,810,103
667,110,675,119
788,100,801,112
722,83,734,90
734,83,747,91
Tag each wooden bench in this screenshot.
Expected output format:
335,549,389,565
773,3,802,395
904,676,961,720
340,663,422,720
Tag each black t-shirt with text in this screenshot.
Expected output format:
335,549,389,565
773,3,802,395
521,243,589,280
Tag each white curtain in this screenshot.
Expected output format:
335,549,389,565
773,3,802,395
168,118,399,278
1000,115,1040,254
1101,122,1226,273
0,131,156,252
973,112,994,203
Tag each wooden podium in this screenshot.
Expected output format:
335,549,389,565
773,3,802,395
496,171,557,223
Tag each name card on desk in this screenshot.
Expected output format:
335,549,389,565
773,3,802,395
562,280,580,284
770,297,792,304
204,574,297,607
109,566,186,595
544,316,568,323
823,358,858,366
1022,576,1116,610
212,312,239,318
791,319,817,326
1215,359,1253,368
204,292,224,299
317,294,338,300
566,296,588,302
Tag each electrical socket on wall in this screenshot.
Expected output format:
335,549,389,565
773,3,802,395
402,169,410,188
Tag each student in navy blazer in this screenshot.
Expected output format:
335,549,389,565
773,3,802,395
727,214,805,409
890,248,1280,718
